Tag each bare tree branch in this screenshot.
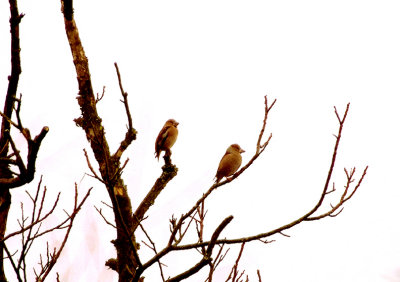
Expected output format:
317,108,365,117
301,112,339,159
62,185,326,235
164,216,233,282
0,121,49,189
167,96,275,248
133,161,178,232
3,243,22,282
2,177,91,281
61,2,142,279
138,223,166,281
306,166,368,220
225,243,246,282
113,62,137,161
257,270,262,282
169,103,367,249
57,0,368,280
205,244,229,282
35,184,92,281
1,1,49,280
95,206,117,229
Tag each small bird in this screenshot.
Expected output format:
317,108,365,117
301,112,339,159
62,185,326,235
215,144,245,183
155,119,179,160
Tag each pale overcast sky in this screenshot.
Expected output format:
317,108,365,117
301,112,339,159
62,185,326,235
1,1,400,281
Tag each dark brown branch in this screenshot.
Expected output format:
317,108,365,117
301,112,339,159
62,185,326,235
0,126,49,189
1,11,23,281
3,243,22,282
1,0,23,153
257,270,262,282
165,216,233,282
61,0,73,20
61,1,140,279
107,186,143,270
14,94,23,130
133,163,178,231
7,136,26,176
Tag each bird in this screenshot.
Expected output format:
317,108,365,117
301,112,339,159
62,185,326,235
215,144,245,183
155,119,179,160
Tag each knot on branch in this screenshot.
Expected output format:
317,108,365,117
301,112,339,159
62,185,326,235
73,117,83,128
10,13,24,27
161,161,177,175
128,128,137,141
105,258,118,272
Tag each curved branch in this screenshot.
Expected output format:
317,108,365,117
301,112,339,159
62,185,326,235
165,216,233,282
0,126,49,189
171,103,367,249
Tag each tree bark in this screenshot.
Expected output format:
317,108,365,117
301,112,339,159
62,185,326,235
0,1,23,280
60,1,138,280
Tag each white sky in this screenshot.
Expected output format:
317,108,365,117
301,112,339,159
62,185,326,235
1,0,400,281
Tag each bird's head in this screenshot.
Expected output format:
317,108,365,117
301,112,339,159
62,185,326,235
166,119,179,127
229,144,245,154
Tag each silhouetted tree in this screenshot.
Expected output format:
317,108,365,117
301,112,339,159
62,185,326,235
0,1,368,281
60,1,368,281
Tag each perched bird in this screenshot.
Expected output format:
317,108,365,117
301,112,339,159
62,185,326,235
155,119,179,160
215,144,245,183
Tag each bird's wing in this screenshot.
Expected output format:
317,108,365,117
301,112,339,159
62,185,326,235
155,125,170,151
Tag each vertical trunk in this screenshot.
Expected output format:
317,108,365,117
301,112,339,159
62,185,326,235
60,1,138,280
0,1,23,280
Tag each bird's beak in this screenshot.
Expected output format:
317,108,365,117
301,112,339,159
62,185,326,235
175,122,179,126
240,149,245,153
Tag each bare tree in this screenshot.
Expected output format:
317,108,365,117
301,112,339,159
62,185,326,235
0,1,91,281
60,1,368,282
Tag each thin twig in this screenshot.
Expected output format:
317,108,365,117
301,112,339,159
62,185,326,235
83,149,104,183
138,222,166,281
95,206,116,228
226,243,246,282
257,269,262,282
165,216,233,282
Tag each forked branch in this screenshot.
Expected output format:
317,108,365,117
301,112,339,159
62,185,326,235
168,96,275,247
174,103,367,248
3,180,92,281
139,99,367,282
